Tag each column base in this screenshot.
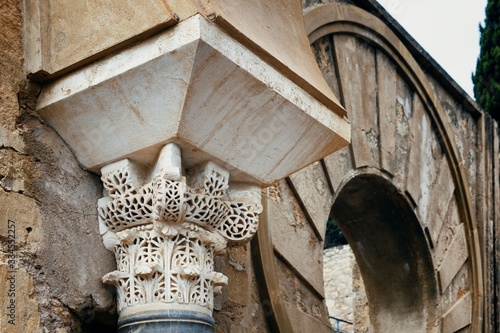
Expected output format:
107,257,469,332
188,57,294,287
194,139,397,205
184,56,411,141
118,309,215,333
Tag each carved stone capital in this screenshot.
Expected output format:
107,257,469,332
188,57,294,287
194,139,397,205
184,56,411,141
98,143,261,317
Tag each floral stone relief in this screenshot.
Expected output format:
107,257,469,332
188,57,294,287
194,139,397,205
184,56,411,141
97,143,262,314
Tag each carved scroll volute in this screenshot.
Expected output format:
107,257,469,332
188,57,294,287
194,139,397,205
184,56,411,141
97,143,262,313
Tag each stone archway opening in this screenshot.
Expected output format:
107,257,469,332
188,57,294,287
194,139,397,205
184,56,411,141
328,173,438,333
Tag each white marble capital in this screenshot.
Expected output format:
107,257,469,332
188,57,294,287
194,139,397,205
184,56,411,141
98,143,262,315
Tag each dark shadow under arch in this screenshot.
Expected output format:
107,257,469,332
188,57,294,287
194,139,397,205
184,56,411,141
331,174,438,332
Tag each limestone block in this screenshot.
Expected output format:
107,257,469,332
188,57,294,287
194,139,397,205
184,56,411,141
26,0,344,120
274,257,329,327
205,0,344,114
268,181,325,297
323,145,353,193
405,93,426,203
0,0,23,133
376,51,397,175
333,35,371,169
312,36,342,102
414,139,439,226
441,292,471,333
0,190,41,248
393,75,412,186
24,0,178,78
438,223,468,293
426,157,455,246
0,127,25,154
285,301,331,333
288,161,333,239
0,84,22,133
225,245,250,306
434,199,460,267
37,14,349,185
356,41,379,167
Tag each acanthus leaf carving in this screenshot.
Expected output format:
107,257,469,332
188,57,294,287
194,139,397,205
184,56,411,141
98,143,261,314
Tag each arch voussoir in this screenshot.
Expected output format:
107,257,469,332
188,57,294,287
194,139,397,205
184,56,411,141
306,3,483,332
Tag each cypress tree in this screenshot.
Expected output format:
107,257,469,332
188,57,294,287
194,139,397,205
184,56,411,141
472,0,500,120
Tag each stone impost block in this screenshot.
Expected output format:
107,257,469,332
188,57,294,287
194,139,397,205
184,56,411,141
37,14,350,186
26,0,344,118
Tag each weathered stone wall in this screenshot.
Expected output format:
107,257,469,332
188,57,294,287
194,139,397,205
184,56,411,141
0,1,42,331
213,244,271,333
1,1,117,331
323,246,355,332
427,73,499,332
266,174,333,332
323,245,370,333
303,0,493,331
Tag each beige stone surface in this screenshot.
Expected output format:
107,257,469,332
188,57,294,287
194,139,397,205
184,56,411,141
392,74,413,187
37,14,349,185
275,257,330,330
434,199,461,267
356,41,379,168
405,93,426,203
0,264,41,333
0,0,491,331
288,161,333,239
414,120,440,226
305,4,483,331
323,145,353,193
204,0,345,116
25,118,116,315
441,292,472,333
0,3,42,330
24,0,178,77
0,190,42,248
323,246,356,332
0,0,23,133
268,180,325,297
431,75,479,210
352,260,370,333
376,50,398,176
438,223,468,293
426,157,456,247
213,244,271,333
334,34,372,169
26,0,345,120
1,2,118,323
285,301,331,333
312,35,342,104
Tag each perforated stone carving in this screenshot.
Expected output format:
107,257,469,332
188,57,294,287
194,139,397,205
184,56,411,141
98,143,262,314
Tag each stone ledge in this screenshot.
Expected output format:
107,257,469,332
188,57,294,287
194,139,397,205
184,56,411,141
37,14,349,185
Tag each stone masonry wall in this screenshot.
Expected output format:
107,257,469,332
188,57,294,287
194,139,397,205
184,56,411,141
323,246,355,332
1,1,117,332
323,245,369,332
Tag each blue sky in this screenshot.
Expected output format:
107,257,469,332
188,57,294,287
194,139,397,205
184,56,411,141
378,0,487,98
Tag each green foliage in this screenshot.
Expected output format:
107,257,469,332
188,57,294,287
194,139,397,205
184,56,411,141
472,0,500,120
324,217,348,249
